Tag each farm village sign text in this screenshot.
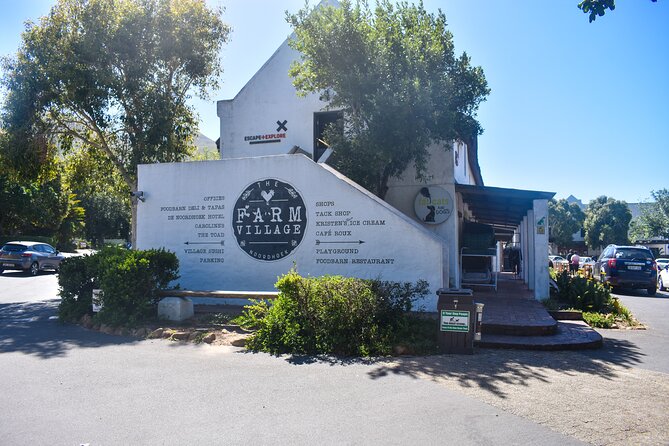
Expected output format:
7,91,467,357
157,178,395,266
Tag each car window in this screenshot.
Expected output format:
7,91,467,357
42,244,56,254
615,248,653,260
1,244,27,252
33,245,45,253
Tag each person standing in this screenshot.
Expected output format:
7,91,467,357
570,252,581,275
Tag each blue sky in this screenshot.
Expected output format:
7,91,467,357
1,1,667,204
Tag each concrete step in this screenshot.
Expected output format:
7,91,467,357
482,319,558,336
476,321,603,351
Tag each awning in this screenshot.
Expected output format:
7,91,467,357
455,184,555,240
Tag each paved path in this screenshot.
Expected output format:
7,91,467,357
2,273,669,444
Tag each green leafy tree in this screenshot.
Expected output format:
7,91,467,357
578,0,658,22
629,189,669,242
63,146,130,245
584,196,632,250
1,0,230,245
287,0,489,198
548,198,585,252
0,160,84,248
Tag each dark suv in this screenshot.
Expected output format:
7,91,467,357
594,245,657,296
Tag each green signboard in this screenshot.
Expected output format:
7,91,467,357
440,310,470,332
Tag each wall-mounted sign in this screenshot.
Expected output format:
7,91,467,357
243,119,288,145
414,186,453,225
233,179,307,261
536,216,546,235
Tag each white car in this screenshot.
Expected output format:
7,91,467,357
579,256,595,268
657,258,669,291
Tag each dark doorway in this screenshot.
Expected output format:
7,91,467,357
313,111,343,162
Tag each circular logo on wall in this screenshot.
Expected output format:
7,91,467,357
414,186,453,225
233,179,307,261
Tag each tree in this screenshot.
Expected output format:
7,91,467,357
63,146,131,245
287,0,489,198
583,196,632,250
578,0,658,22
1,0,230,246
548,198,585,252
629,189,669,242
0,160,84,249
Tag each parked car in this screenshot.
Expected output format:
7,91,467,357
656,258,669,271
0,241,64,276
657,258,669,291
594,244,658,296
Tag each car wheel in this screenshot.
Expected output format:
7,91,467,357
647,286,657,297
29,262,39,276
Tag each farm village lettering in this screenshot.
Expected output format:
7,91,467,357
159,195,227,264
313,200,395,266
235,206,303,236
232,179,307,261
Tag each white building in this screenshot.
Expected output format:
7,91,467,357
212,31,554,303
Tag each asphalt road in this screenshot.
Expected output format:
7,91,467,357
587,287,669,374
0,272,586,446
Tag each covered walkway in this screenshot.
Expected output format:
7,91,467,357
456,183,554,301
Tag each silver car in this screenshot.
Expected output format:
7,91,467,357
0,241,64,276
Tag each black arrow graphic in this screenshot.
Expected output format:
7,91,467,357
316,240,365,245
184,240,224,245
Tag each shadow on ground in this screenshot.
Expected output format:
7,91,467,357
270,335,645,399
0,300,139,359
365,338,643,398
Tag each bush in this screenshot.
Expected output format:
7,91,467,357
58,253,103,322
551,270,611,312
546,271,640,328
237,270,429,357
58,246,179,326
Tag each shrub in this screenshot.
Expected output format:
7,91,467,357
57,246,179,326
239,270,429,356
552,270,611,312
58,253,102,322
96,248,179,326
546,271,640,328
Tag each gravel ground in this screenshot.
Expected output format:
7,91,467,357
369,343,669,446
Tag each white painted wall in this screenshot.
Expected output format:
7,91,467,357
136,155,445,311
384,143,458,286
217,40,325,159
